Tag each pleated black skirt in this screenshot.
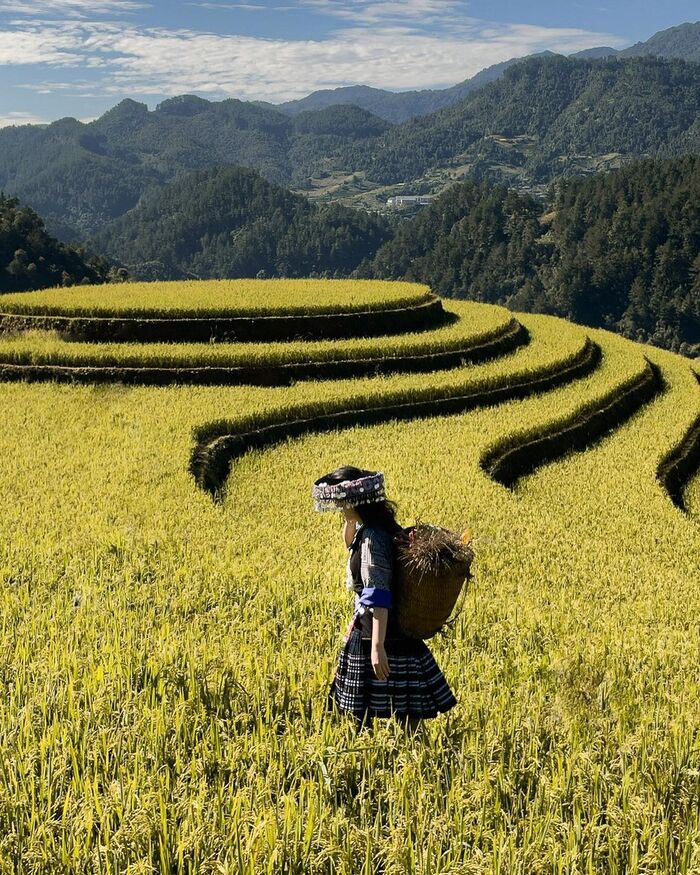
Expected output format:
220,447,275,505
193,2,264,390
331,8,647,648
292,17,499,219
327,626,457,721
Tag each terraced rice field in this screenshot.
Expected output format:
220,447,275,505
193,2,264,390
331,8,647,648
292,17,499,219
0,280,698,873
0,302,523,385
0,279,432,317
0,279,445,343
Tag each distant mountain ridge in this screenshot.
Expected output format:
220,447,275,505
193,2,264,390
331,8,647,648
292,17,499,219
618,20,700,62
266,21,700,122
0,100,389,239
266,52,559,123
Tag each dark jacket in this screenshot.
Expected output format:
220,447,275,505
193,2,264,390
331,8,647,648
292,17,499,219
346,524,408,639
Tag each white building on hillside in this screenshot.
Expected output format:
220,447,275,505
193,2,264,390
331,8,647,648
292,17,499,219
386,195,435,208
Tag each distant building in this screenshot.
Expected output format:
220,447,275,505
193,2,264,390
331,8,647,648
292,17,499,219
386,195,435,208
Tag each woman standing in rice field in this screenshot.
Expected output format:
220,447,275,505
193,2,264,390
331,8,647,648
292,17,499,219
314,466,457,733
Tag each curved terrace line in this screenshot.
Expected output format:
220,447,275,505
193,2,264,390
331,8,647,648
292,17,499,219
0,319,528,387
190,336,600,500
0,297,448,344
657,370,700,513
480,357,663,489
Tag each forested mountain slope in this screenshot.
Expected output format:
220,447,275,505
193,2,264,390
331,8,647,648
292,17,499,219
353,55,700,186
92,166,392,281
0,195,115,292
0,100,388,240
618,20,700,62
361,156,700,355
91,151,700,355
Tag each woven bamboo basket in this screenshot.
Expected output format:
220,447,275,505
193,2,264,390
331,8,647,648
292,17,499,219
393,524,474,639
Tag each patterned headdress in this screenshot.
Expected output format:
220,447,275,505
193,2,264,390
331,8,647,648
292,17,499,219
312,471,386,512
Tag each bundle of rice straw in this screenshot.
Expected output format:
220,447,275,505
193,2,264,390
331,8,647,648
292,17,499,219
393,523,474,639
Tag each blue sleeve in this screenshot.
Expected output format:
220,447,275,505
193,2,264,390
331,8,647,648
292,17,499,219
358,528,393,610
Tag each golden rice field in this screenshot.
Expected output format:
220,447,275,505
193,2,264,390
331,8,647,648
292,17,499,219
0,301,510,369
0,279,698,873
0,279,431,317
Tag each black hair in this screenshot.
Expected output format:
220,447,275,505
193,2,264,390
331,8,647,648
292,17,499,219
315,465,402,535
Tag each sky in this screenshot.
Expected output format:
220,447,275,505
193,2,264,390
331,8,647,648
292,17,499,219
0,0,698,127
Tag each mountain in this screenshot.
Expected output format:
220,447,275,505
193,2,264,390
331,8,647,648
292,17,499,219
619,21,700,62
570,47,619,59
267,21,700,123
541,154,700,352
3,53,700,242
0,194,116,293
263,84,432,123
0,99,388,240
359,156,700,354
351,55,700,188
270,52,558,123
92,165,393,281
567,20,700,65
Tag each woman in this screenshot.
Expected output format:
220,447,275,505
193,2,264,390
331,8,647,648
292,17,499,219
313,465,457,732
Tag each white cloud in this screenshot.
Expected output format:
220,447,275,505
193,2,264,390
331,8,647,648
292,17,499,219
0,0,145,14
0,16,628,103
0,111,48,126
301,0,463,24
190,2,275,9
16,78,103,94
0,26,84,64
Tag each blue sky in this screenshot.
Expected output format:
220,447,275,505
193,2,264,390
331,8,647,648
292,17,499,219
0,0,698,127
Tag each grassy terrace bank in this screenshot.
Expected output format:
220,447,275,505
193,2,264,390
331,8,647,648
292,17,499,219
684,370,700,517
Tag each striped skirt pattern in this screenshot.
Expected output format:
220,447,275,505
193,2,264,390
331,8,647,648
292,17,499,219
327,626,457,721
